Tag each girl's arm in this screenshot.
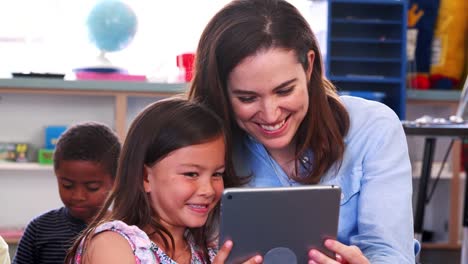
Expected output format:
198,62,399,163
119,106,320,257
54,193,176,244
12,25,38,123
82,231,136,264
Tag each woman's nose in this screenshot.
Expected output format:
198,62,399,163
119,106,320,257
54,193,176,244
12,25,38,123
261,98,280,122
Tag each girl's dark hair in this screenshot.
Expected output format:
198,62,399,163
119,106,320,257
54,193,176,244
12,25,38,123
189,0,350,184
54,122,121,178
66,97,243,263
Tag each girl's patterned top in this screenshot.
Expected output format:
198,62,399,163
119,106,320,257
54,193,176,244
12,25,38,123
74,220,217,264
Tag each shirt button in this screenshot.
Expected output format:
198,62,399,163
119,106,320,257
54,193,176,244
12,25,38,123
341,193,345,200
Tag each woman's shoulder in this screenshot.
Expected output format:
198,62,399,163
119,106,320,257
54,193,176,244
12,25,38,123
339,95,398,120
339,95,401,129
339,95,404,145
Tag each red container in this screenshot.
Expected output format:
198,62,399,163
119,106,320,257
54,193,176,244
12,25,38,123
176,53,195,82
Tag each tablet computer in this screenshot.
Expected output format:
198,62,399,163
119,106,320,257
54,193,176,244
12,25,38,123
219,185,341,264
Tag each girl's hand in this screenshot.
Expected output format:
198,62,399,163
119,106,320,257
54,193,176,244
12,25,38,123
213,240,263,264
308,239,370,264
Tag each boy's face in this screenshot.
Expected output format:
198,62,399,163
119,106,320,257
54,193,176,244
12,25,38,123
55,160,113,223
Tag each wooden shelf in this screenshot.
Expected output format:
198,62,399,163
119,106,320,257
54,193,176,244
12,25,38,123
0,78,187,96
0,229,23,244
0,78,187,139
0,162,52,171
411,161,466,180
422,242,461,250
407,89,461,102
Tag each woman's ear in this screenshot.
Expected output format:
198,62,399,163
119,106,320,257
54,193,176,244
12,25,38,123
143,165,152,193
306,50,315,82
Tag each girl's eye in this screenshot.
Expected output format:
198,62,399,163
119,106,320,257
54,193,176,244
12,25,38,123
213,171,225,177
238,96,256,103
277,87,293,95
183,172,199,177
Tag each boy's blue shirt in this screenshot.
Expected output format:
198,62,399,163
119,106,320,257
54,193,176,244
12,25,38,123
234,96,415,264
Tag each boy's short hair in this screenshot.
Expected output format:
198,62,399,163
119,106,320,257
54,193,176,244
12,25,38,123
53,122,121,178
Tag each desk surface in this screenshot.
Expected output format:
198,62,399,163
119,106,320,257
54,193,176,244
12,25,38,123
403,123,468,137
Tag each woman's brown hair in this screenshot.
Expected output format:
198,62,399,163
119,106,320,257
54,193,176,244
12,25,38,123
189,0,350,184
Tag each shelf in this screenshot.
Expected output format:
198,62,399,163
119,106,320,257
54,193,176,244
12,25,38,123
330,76,401,83
0,78,187,96
332,18,401,25
331,0,405,4
0,78,189,139
0,229,23,244
0,162,53,171
411,161,466,180
331,37,402,44
422,242,461,250
406,89,461,102
330,56,400,63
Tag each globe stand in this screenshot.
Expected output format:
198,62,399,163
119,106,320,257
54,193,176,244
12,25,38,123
96,51,112,68
74,50,126,74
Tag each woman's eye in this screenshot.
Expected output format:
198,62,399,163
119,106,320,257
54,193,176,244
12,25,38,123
277,87,293,95
238,96,256,103
183,172,198,177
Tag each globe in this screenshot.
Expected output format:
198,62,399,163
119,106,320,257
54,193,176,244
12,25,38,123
86,0,138,53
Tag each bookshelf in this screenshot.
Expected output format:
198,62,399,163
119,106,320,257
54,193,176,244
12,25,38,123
326,0,407,119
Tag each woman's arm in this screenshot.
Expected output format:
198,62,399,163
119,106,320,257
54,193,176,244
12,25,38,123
309,102,415,264
354,108,415,263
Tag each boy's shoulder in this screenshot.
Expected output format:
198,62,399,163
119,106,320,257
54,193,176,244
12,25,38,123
29,207,68,225
26,207,85,233
23,207,86,241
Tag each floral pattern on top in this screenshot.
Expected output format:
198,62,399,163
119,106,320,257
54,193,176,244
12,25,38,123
73,220,217,264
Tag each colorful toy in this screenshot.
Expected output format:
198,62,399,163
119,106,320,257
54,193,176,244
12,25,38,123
430,0,467,90
407,0,440,89
38,149,54,165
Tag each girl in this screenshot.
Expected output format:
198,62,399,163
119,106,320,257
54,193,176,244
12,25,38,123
66,98,262,264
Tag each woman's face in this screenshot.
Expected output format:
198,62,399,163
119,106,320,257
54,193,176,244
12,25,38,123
227,48,314,156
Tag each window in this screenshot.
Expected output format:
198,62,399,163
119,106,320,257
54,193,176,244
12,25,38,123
0,0,326,80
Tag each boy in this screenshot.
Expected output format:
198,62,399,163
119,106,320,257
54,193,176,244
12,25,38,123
13,122,121,264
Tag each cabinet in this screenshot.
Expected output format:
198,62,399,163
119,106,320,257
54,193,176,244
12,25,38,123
326,0,407,119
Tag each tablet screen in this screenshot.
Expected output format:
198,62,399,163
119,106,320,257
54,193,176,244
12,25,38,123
219,185,341,264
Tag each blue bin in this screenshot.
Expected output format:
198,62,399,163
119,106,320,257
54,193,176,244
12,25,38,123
45,126,67,149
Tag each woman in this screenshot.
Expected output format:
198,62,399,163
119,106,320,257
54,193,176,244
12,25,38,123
189,0,416,263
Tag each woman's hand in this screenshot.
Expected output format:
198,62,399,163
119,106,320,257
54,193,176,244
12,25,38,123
213,240,263,264
308,239,370,264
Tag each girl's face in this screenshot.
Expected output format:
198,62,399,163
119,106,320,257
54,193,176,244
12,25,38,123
55,161,113,223
144,136,225,234
227,48,314,157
